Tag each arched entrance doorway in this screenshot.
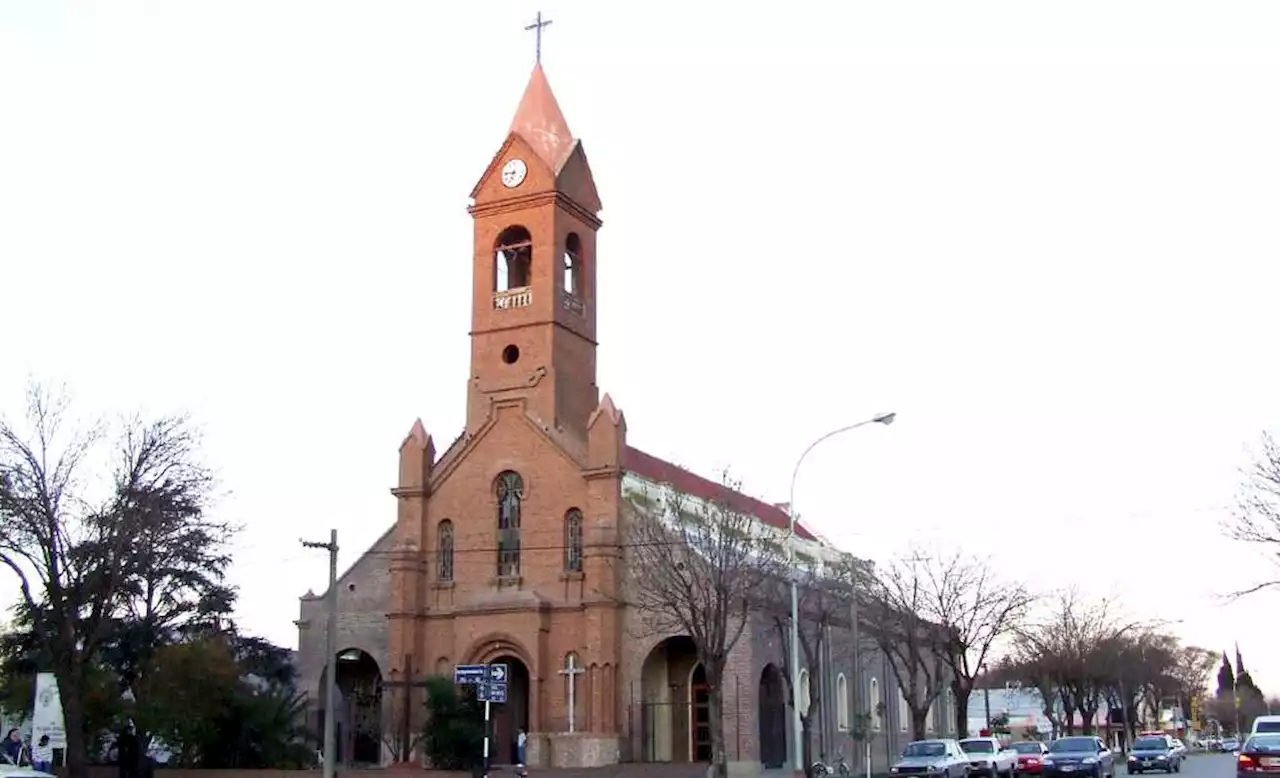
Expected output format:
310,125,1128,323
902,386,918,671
758,664,787,768
638,636,709,763
334,648,382,765
487,655,531,765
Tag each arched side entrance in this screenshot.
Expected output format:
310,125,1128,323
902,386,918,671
758,664,787,768
331,648,383,765
637,636,709,763
485,654,531,765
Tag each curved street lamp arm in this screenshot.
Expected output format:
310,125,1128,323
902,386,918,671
787,413,895,534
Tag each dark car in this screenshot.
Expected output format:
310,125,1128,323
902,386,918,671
1238,733,1280,776
1128,735,1182,774
1013,742,1049,775
1041,736,1114,778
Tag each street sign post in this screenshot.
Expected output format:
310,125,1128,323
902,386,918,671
454,663,507,778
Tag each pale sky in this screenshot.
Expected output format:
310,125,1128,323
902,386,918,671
2,1,1279,691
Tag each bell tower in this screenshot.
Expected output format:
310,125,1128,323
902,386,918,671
466,64,603,440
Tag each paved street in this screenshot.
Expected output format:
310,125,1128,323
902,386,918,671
1121,754,1235,778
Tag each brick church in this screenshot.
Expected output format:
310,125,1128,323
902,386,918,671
295,61,949,776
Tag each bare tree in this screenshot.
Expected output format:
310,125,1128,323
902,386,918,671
1097,630,1178,741
998,654,1067,738
1014,589,1131,736
0,384,226,778
917,551,1034,738
1167,646,1217,717
624,476,788,778
860,552,951,740
381,689,426,765
1227,432,1280,596
763,552,857,768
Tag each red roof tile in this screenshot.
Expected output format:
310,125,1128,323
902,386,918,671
622,446,817,541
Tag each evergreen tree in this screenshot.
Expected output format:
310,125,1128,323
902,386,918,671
421,676,484,770
1217,652,1236,698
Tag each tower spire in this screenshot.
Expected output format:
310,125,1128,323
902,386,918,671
508,64,574,172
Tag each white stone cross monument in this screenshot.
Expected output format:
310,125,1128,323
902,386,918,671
559,653,585,732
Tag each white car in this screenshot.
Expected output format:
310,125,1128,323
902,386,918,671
1169,739,1187,756
1,754,55,778
2,768,56,778
1253,715,1280,736
960,737,1019,778
891,739,973,778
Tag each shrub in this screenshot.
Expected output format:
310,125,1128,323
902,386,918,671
421,676,484,770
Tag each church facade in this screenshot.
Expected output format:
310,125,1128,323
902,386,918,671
295,62,954,776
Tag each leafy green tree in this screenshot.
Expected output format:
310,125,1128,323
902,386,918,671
421,676,484,770
208,682,312,769
132,638,242,765
0,385,233,777
0,610,123,757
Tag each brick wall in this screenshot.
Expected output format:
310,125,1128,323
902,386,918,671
295,528,397,703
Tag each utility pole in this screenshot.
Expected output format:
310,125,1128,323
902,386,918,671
984,687,992,733
304,530,339,778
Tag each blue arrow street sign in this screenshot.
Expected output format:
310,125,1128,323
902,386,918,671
454,664,488,685
477,681,508,704
487,664,508,683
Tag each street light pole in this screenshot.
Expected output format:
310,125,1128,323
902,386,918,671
787,412,895,776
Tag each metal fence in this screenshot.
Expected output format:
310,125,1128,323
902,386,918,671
624,675,749,764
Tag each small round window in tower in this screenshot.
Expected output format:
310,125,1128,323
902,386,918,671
502,344,520,364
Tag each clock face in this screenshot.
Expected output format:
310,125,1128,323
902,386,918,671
501,158,528,188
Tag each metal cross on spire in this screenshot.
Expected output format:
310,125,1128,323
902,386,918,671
524,11,552,64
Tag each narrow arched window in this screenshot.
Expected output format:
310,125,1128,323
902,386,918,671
494,226,532,293
564,508,583,572
836,673,849,730
899,687,910,732
496,471,523,578
563,233,581,296
437,519,454,581
798,669,811,713
870,678,882,731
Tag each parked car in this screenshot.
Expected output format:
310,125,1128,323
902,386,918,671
1252,716,1280,736
889,739,972,778
1237,733,1280,776
1,751,55,778
960,737,1018,778
1169,739,1187,757
1223,738,1241,753
1127,734,1182,774
1041,736,1115,778
1012,741,1050,775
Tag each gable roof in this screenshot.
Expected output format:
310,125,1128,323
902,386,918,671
622,445,818,541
